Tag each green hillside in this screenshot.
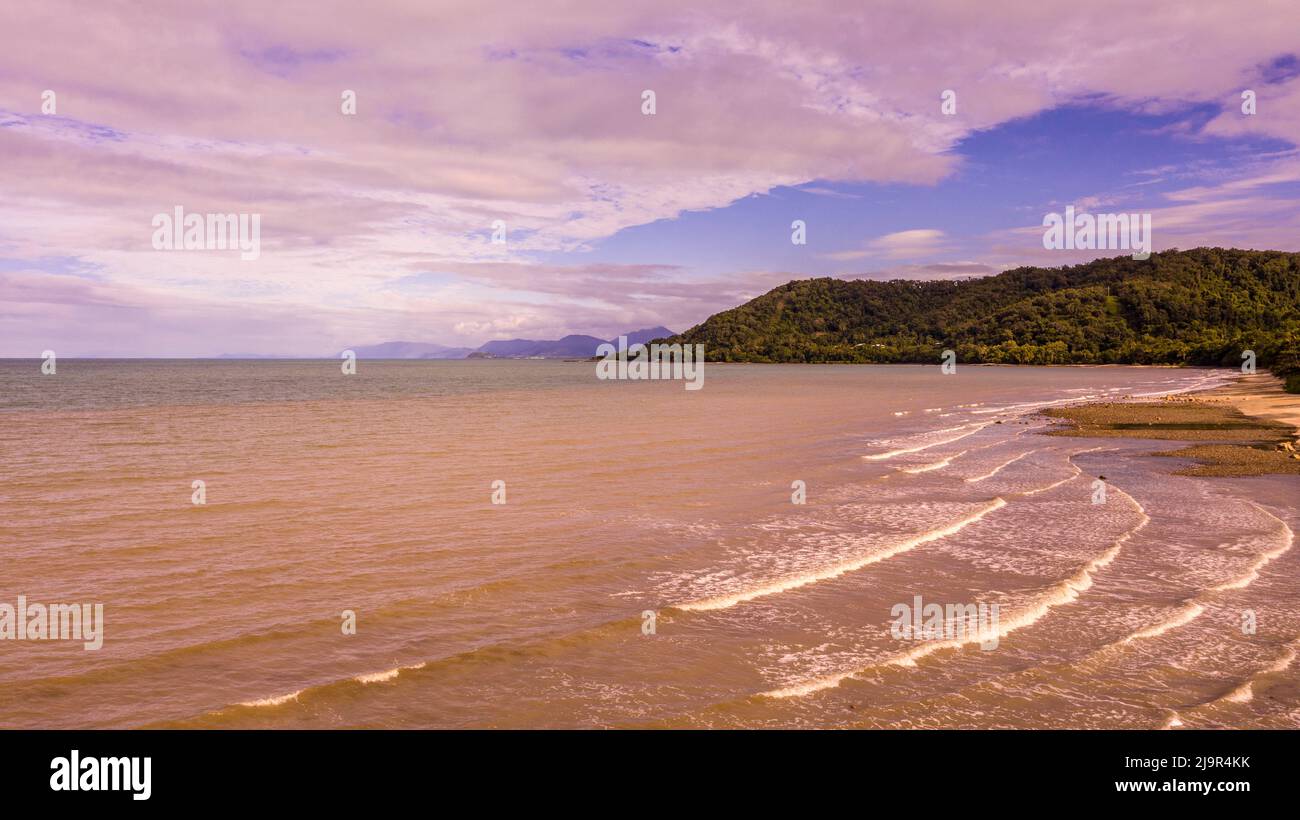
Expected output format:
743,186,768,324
669,249,1300,385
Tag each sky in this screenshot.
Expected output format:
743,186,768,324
1,0,1298,356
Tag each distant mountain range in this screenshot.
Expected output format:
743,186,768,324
343,327,673,360
339,341,476,359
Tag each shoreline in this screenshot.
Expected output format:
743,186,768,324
1202,373,1300,431
1041,374,1300,477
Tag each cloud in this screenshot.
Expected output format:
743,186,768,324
1,1,1298,353
822,229,949,261
868,228,948,258
978,155,1300,268
795,186,862,200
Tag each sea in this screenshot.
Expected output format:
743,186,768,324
1,360,1296,728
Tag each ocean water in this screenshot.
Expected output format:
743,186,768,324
1,360,1297,728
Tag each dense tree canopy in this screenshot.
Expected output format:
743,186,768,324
667,248,1300,388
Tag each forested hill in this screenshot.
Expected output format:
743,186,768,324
668,248,1300,371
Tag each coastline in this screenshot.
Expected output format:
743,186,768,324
1042,373,1300,476
1205,373,1300,432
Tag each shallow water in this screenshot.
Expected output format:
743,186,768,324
0,360,1295,728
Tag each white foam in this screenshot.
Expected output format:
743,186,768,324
1110,506,1290,650
678,498,1007,612
901,450,968,474
1012,446,1102,497
1221,682,1254,703
1196,641,1299,712
355,662,426,685
1263,643,1299,675
1209,505,1294,592
863,424,986,461
239,690,302,708
762,487,1148,698
966,449,1037,483
1122,602,1205,644
970,396,1080,415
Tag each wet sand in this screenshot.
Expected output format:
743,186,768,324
1210,373,1300,431
1043,374,1300,476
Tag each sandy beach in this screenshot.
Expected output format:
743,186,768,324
1209,374,1300,432
1044,373,1300,476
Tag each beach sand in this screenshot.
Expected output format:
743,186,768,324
1209,373,1300,431
1043,373,1300,476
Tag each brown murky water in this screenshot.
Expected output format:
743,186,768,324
1,360,1296,728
